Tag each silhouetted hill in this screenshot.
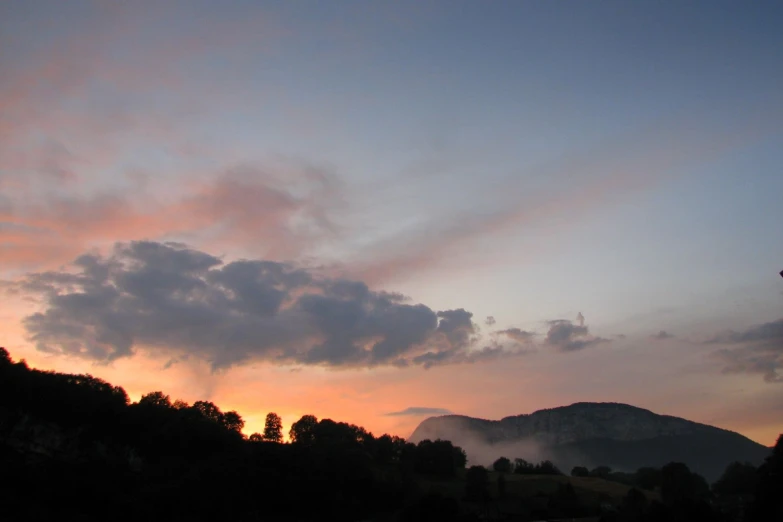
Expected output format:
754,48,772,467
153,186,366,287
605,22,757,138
409,402,770,481
3,347,781,521
0,347,459,521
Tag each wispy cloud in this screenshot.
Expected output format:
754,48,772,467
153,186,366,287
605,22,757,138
0,163,342,274
0,3,297,273
384,406,453,417
0,2,282,188
348,109,781,285
496,327,536,344
706,318,783,383
650,330,675,340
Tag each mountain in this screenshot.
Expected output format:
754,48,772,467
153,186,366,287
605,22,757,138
408,402,770,481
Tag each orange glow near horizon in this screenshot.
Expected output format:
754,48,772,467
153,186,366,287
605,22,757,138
2,283,780,448
2,326,780,448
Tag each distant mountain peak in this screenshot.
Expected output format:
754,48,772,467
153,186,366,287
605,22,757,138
499,402,654,421
408,401,769,481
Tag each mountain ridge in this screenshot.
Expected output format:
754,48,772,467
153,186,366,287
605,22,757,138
408,401,770,481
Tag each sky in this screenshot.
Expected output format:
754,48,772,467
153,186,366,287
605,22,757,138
1,1,782,445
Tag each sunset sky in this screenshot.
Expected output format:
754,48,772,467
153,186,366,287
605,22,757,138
2,1,782,445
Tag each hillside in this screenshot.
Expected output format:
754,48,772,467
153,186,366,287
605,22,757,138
4,348,781,521
409,402,770,481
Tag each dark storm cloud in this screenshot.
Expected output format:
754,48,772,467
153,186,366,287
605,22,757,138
706,318,783,383
544,319,610,352
384,407,453,417
15,241,525,370
435,309,475,348
650,330,675,340
411,342,526,369
707,320,783,346
497,327,536,344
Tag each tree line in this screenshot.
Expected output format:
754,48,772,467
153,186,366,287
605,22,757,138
0,347,470,520
469,444,782,521
1,346,781,521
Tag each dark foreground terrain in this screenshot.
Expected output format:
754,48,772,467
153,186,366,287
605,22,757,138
1,347,781,521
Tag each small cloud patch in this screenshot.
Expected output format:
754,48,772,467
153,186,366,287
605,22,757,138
384,407,453,417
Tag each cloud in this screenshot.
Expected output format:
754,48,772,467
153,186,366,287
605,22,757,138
0,5,318,274
384,407,453,417
706,319,783,383
485,316,496,326
14,241,528,370
0,163,341,273
497,327,536,344
576,312,585,327
650,330,675,340
707,320,783,346
412,343,530,369
176,165,341,258
0,3,281,190
544,319,610,352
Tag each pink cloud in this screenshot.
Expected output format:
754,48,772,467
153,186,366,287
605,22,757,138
0,2,286,193
177,167,341,259
1,6,318,277
0,163,342,275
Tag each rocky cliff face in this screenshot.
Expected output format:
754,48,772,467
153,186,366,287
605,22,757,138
408,402,770,481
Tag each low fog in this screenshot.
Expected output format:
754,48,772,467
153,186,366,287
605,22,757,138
408,415,602,472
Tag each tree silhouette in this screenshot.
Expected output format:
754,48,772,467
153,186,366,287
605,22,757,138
138,391,172,408
465,465,490,503
751,433,783,520
660,462,709,506
536,460,562,475
709,461,758,522
712,461,757,497
374,434,406,464
492,456,512,473
590,465,612,479
0,346,11,366
289,414,318,444
513,458,534,474
222,410,244,432
511,458,562,475
249,432,263,442
412,439,467,476
262,412,283,442
571,466,589,477
312,418,370,449
192,400,223,423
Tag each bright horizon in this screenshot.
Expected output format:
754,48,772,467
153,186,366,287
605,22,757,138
1,1,782,446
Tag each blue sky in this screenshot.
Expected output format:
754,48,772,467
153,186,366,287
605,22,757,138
1,1,782,443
